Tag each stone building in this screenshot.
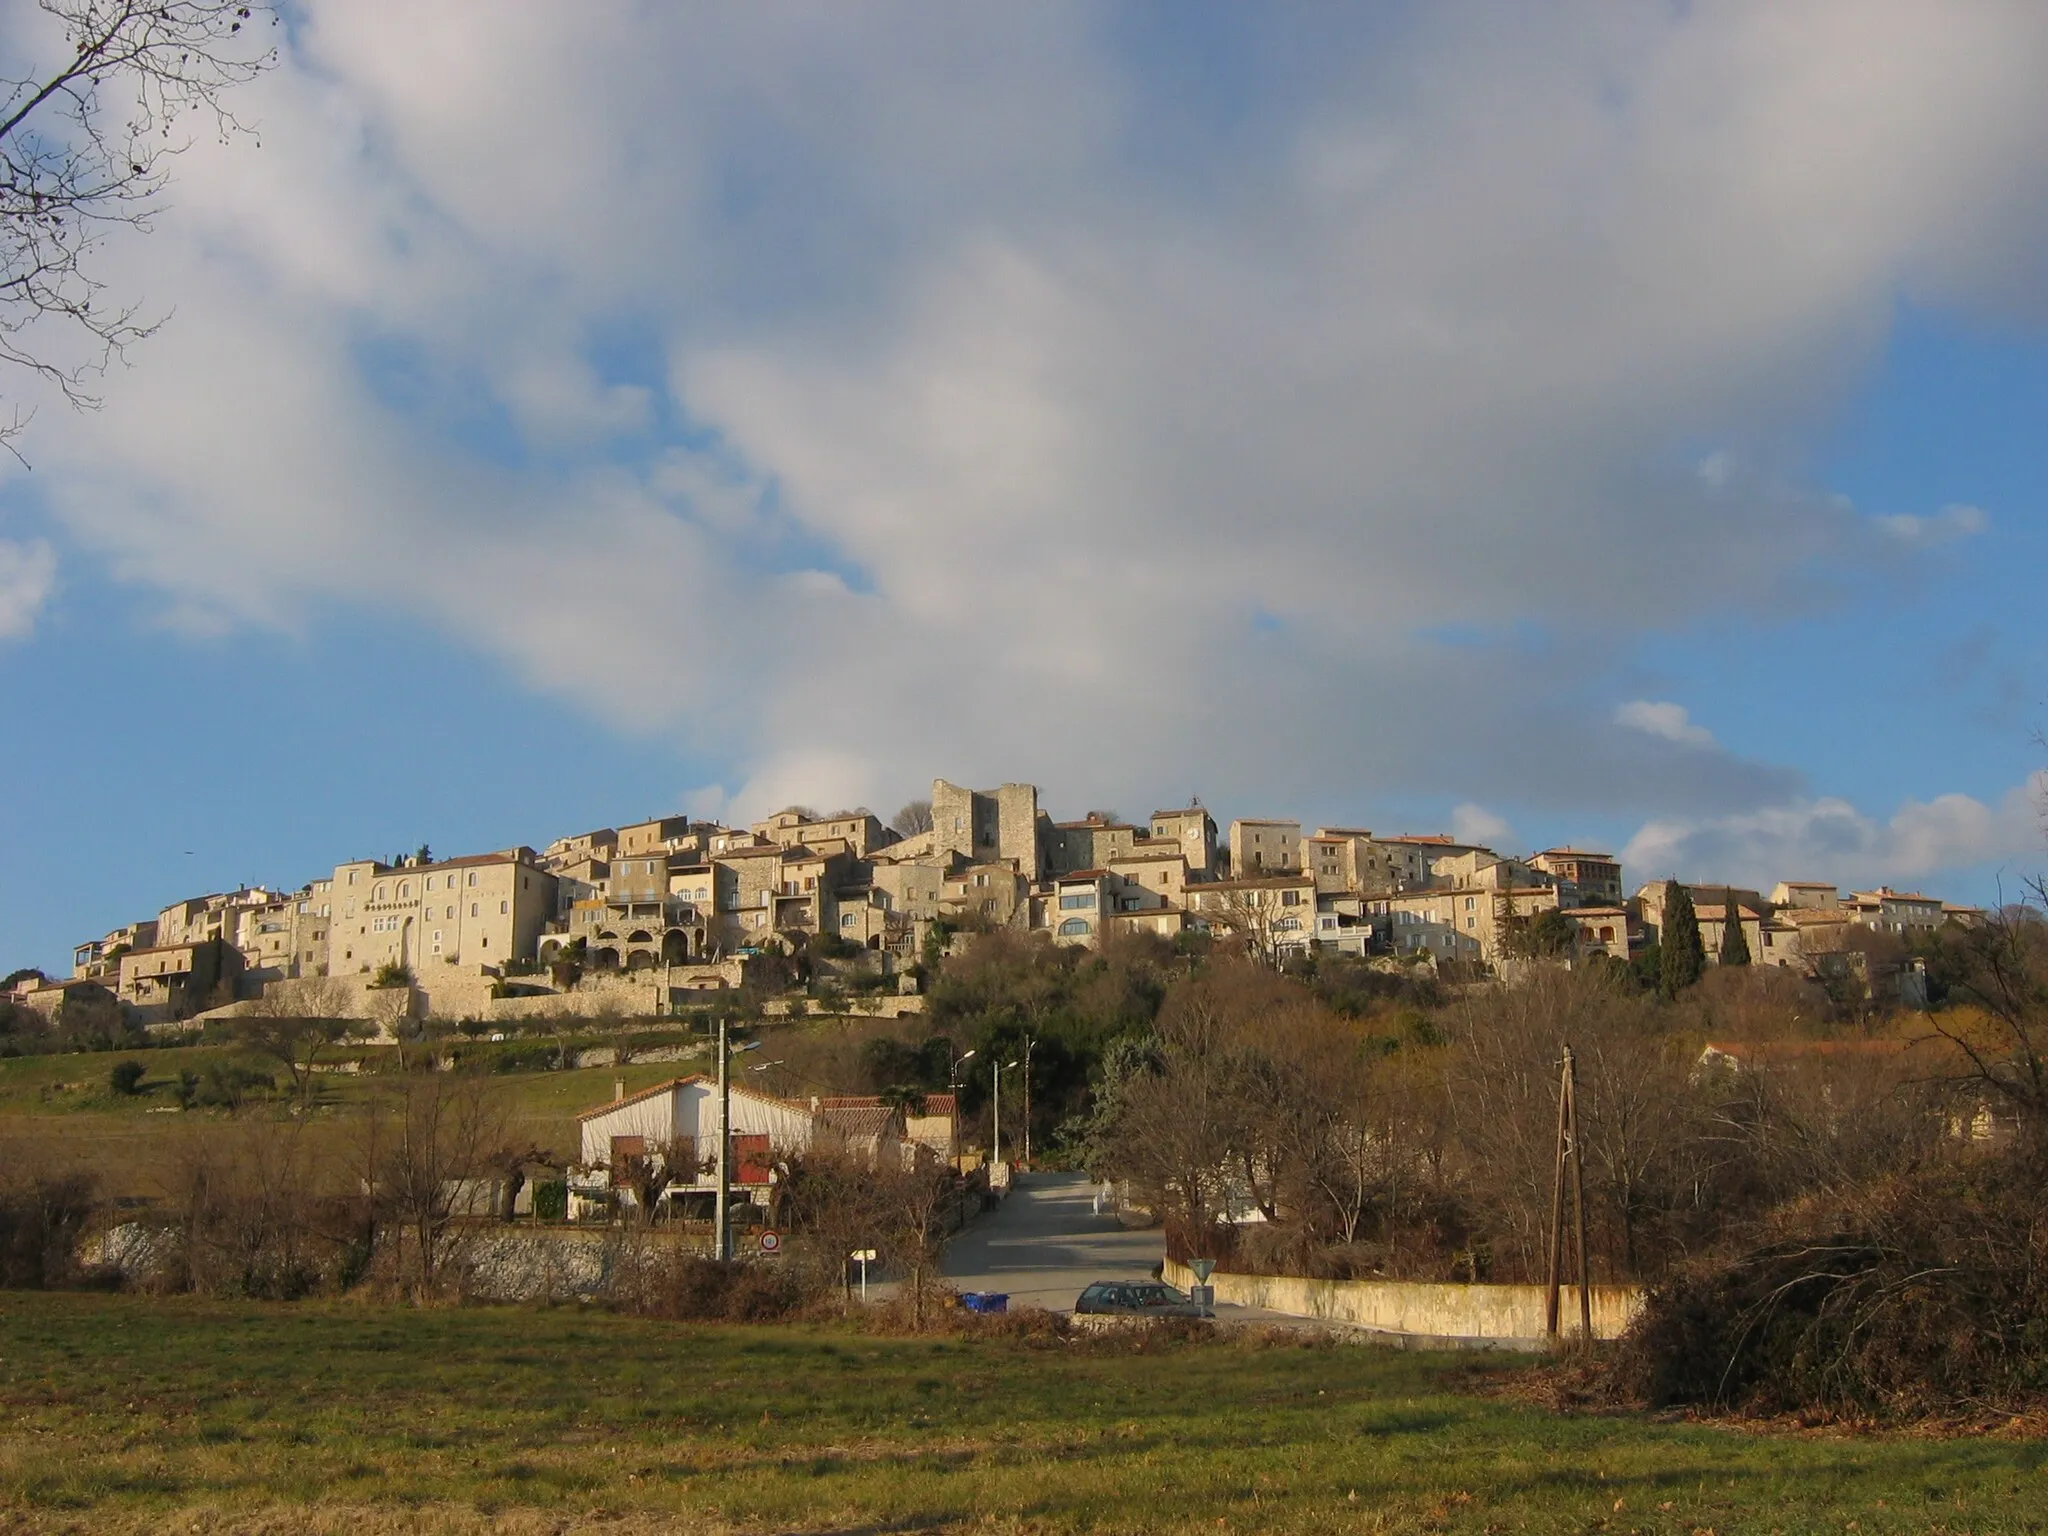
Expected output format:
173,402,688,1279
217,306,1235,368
1529,848,1624,907
1227,818,1302,876
931,779,1043,881
328,849,556,976
1149,806,1218,878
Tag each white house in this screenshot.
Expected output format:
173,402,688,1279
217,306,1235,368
574,1075,820,1215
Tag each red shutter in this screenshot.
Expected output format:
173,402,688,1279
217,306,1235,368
735,1134,772,1186
609,1135,646,1187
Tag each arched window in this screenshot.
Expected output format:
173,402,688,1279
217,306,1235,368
1058,918,1091,937
374,885,384,902
398,882,410,899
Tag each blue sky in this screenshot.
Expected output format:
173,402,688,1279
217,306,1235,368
3,3,2047,973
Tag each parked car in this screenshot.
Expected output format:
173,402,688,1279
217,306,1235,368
1074,1280,1206,1318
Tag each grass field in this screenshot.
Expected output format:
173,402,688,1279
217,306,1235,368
0,1294,2042,1534
0,1046,721,1191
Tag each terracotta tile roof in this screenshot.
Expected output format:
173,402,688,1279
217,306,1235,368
575,1075,807,1122
817,1093,957,1116
817,1105,899,1140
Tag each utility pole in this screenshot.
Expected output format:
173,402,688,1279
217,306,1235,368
715,1014,731,1263
992,1057,1002,1170
1543,1043,1592,1345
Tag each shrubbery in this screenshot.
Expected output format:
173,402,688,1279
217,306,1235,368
1615,1149,2048,1417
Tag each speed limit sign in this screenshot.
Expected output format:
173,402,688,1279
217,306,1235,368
758,1229,782,1255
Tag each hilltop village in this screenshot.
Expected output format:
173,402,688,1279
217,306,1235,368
10,777,1980,1028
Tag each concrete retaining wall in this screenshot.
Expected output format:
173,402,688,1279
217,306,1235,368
1163,1257,1642,1343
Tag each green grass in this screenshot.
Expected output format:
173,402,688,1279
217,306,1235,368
0,1294,2042,1533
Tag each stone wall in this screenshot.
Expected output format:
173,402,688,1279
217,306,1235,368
1163,1258,1642,1346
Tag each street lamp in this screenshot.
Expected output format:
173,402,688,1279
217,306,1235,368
992,1058,1019,1174
949,1047,976,1090
714,1020,762,1262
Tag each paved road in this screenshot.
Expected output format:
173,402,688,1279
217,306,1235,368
942,1171,1163,1311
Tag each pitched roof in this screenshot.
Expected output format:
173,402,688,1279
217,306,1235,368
574,1074,807,1122
817,1105,900,1141
816,1093,957,1116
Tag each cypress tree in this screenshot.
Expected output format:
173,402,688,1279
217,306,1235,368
1720,888,1751,967
1659,880,1706,996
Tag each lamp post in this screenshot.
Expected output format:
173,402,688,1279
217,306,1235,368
1020,1036,1035,1169
714,1018,761,1262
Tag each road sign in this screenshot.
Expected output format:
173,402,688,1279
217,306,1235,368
1189,1258,1216,1284
758,1229,782,1254
850,1248,876,1261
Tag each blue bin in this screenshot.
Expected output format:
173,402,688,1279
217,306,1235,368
960,1291,1009,1314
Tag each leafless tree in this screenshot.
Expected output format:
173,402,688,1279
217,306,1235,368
155,1116,322,1296
355,1070,516,1297
231,977,360,1107
0,1,276,448
1925,900,2048,1140
890,799,934,838
617,1134,706,1225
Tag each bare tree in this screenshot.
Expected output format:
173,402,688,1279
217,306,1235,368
357,1070,515,1298
890,799,934,838
231,977,360,1107
617,1134,706,1225
0,2,275,447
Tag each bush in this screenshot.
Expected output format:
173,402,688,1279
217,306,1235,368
532,1180,568,1222
0,1169,99,1288
195,1062,275,1109
1611,1150,2048,1419
108,1059,145,1096
619,1250,812,1322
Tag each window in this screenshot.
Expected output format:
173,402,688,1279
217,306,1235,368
399,882,410,899
374,885,384,902
446,906,455,919
1059,893,1095,910
499,901,509,915
1464,897,1475,911
347,871,357,886
468,873,477,887
425,877,435,892
470,903,479,918
1058,918,1091,937
1282,889,1300,906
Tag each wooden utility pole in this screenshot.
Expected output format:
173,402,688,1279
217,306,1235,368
714,1014,731,1262
1543,1043,1593,1345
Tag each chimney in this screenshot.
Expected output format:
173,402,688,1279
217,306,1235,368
613,1077,626,1102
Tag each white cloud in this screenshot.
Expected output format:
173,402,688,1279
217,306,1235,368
7,2,2048,824
1451,803,1516,849
1622,773,2048,892
0,538,54,639
1873,502,1989,547
1615,701,1717,749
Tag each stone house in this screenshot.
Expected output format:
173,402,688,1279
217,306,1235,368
1227,818,1302,876
1149,806,1218,877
